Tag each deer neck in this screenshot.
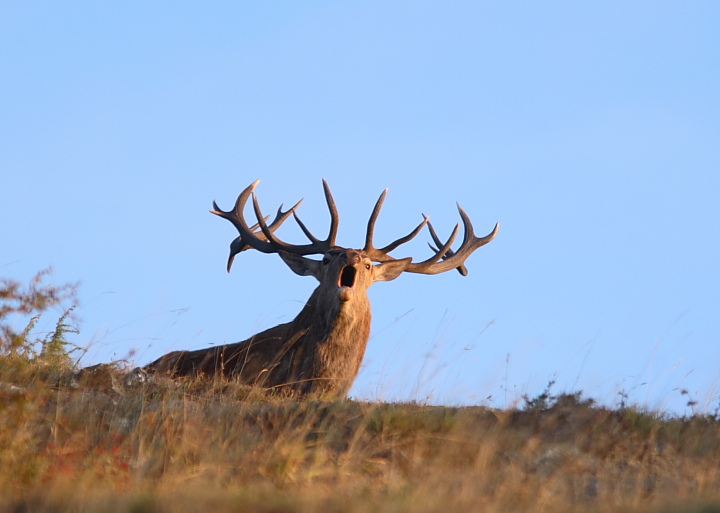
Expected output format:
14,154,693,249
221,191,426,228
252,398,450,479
295,285,372,343
290,285,373,396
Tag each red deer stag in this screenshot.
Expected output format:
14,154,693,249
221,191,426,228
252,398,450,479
145,180,499,398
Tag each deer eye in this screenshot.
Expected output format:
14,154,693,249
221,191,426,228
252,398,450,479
365,263,371,270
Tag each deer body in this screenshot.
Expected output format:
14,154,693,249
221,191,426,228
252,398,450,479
145,313,369,397
147,251,376,397
144,181,499,398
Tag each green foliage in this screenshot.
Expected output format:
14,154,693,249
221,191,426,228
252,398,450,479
38,306,80,366
0,268,80,372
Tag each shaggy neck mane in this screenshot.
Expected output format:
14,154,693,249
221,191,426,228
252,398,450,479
286,286,373,397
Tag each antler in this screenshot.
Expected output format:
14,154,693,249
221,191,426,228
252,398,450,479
404,206,499,275
363,189,429,261
363,189,499,276
211,179,340,271
212,180,498,276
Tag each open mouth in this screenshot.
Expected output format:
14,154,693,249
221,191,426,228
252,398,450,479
339,265,357,288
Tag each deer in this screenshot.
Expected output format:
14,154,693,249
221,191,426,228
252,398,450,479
143,179,499,398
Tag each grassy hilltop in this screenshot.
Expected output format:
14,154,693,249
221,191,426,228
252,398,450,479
2,271,720,513
2,369,720,513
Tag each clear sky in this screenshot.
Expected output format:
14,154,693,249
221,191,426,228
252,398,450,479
2,3,718,414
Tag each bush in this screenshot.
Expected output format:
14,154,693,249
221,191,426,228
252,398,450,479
0,268,80,374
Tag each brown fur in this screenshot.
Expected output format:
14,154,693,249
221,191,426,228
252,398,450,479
145,249,406,398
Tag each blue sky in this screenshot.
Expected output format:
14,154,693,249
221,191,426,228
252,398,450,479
2,3,718,413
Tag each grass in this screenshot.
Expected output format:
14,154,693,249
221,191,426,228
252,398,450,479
1,365,720,513
2,270,720,512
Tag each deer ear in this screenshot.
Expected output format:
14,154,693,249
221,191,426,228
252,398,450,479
278,252,323,280
373,257,411,283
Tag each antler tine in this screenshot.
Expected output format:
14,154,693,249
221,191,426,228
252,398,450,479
211,180,267,248
251,194,332,256
404,204,499,275
212,182,287,271
322,178,340,247
363,188,386,256
250,180,340,256
401,223,461,274
225,216,268,272
363,188,429,261
212,179,339,266
290,178,340,246
291,210,320,244
212,180,338,271
220,199,303,272
424,214,468,276
379,217,429,255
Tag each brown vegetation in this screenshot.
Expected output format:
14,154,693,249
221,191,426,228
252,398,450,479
1,365,719,513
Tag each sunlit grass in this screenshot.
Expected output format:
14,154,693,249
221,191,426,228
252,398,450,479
2,363,720,513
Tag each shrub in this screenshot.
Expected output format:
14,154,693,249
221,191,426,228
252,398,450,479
0,268,80,375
